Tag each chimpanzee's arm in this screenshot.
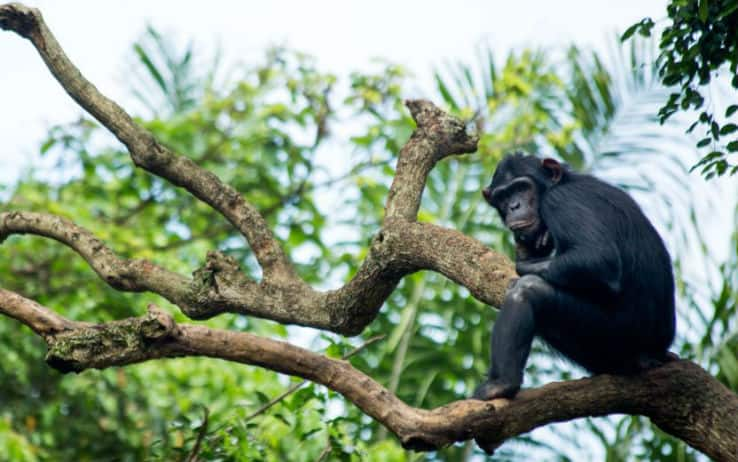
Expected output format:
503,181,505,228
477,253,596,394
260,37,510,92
539,187,623,295
516,257,552,276
515,229,555,276
541,245,622,295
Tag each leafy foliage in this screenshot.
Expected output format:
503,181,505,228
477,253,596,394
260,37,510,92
624,0,738,178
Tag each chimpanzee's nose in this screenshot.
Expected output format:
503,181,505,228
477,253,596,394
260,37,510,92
482,187,492,200
509,200,520,211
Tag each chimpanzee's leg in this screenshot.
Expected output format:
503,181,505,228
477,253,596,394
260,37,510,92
472,274,627,400
535,291,640,375
473,275,555,400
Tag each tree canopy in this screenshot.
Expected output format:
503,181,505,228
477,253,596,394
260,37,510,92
624,0,738,178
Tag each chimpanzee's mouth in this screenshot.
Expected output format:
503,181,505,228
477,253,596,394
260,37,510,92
508,220,535,231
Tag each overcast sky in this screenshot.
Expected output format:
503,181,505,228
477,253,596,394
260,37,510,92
0,0,667,185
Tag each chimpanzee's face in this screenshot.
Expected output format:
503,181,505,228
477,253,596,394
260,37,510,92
482,175,544,243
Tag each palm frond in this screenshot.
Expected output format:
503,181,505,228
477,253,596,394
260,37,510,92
128,25,219,117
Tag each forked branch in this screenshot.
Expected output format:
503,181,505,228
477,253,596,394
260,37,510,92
0,2,499,336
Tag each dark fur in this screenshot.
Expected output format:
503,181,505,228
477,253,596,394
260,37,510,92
474,153,676,400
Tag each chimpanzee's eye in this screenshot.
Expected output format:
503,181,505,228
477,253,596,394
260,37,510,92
509,179,532,195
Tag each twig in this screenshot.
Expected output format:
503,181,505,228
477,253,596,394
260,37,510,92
315,438,332,462
186,406,210,462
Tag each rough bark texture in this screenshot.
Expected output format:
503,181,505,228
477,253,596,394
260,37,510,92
1,3,737,459
1,291,737,460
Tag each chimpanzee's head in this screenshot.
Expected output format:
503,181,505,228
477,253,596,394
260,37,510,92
482,153,564,244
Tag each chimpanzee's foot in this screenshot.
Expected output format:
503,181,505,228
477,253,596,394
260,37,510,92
665,351,680,362
636,351,680,371
472,379,520,400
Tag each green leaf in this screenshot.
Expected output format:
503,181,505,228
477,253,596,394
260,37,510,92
434,73,460,111
697,137,711,148
704,150,723,161
133,43,168,96
663,73,681,86
726,105,738,117
711,121,720,139
719,123,738,135
620,23,639,41
325,343,342,358
40,138,55,155
638,18,654,37
699,0,709,22
288,384,317,410
716,159,728,175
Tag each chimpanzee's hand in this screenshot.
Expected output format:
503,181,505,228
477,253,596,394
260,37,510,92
534,229,552,255
516,257,551,276
515,230,553,263
514,240,532,262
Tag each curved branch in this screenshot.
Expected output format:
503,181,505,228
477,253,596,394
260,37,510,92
0,2,292,280
383,221,514,306
0,3,487,336
0,211,190,300
0,289,76,339
384,100,478,220
1,289,735,461
0,211,337,328
0,209,514,334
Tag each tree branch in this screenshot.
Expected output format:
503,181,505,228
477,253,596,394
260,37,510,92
0,14,491,330
0,208,514,334
0,2,292,281
0,3,490,336
0,211,191,300
0,288,77,339
1,290,736,460
384,100,478,220
242,335,385,423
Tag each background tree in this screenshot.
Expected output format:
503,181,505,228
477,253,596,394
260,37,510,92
624,0,738,178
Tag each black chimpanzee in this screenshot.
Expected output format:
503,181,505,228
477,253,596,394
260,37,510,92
473,152,676,400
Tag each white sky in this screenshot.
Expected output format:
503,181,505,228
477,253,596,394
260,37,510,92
0,0,668,184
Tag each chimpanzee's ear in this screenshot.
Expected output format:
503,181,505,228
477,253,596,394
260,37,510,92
542,158,563,183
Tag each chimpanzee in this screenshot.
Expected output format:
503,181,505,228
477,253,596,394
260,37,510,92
473,152,676,400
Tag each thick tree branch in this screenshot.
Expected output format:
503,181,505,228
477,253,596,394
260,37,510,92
0,3,490,336
1,290,736,460
0,209,514,334
383,221,514,306
384,100,478,220
0,289,77,339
